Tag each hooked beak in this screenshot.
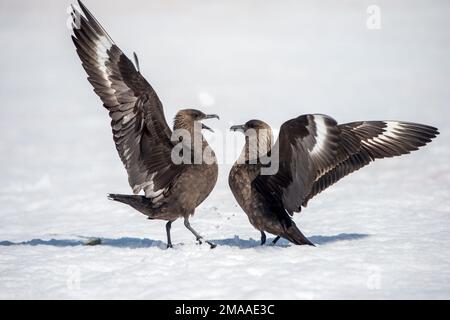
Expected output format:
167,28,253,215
230,124,246,132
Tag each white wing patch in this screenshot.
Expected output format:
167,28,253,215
133,172,166,201
94,36,113,87
383,121,402,139
70,6,114,87
362,121,402,147
310,115,329,156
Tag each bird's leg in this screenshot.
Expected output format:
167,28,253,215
183,218,202,242
260,231,266,245
183,218,216,249
271,236,281,245
166,220,173,249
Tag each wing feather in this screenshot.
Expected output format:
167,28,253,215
254,115,439,214
71,1,182,199
304,121,439,205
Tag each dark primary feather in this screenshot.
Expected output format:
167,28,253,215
254,114,439,215
70,1,183,199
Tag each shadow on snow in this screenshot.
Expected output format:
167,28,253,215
213,233,369,248
0,233,369,249
0,237,166,249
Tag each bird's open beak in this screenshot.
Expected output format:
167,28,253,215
230,124,246,132
202,123,214,133
201,114,219,133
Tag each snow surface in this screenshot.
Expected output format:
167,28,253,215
1,0,450,299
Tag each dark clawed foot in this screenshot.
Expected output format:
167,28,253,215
167,243,173,249
206,241,217,249
195,237,216,249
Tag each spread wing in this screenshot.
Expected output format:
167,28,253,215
70,1,183,200
303,119,439,205
254,114,439,215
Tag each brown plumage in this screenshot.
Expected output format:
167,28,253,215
229,115,439,246
70,1,219,248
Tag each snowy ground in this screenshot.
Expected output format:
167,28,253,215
1,0,450,299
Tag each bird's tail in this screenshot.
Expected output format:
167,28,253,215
282,224,315,246
108,194,157,217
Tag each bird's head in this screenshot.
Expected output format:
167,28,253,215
230,119,271,134
230,120,273,161
174,109,219,132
